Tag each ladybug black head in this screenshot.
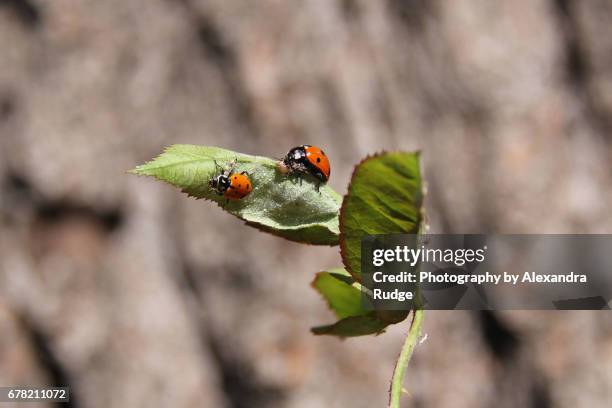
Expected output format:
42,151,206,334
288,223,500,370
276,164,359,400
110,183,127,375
283,146,307,166
209,174,231,194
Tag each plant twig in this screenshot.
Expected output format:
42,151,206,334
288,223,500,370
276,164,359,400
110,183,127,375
389,309,424,408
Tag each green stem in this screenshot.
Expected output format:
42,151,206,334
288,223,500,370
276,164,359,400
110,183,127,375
389,309,424,408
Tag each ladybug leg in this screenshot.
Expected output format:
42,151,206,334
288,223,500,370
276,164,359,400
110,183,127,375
286,172,297,185
316,182,321,194
240,170,249,176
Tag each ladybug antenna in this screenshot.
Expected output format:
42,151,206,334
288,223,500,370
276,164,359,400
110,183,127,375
227,157,238,174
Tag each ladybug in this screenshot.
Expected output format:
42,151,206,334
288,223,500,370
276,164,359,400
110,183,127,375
278,145,330,184
209,161,253,201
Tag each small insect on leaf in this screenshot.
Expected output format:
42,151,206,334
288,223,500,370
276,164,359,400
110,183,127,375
129,144,342,245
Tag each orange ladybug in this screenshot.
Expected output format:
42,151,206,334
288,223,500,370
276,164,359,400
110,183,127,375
279,145,330,183
209,161,252,201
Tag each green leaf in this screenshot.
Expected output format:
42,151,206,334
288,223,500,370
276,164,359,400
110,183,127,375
311,268,369,319
311,313,389,337
311,268,409,337
340,152,423,281
130,145,341,245
311,152,422,337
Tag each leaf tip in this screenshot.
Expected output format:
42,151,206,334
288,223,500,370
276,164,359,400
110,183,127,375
310,272,337,315
127,167,142,176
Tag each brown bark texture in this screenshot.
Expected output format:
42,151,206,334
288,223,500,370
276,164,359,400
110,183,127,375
1,1,611,407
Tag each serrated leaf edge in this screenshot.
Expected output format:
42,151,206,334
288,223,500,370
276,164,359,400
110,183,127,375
339,150,422,282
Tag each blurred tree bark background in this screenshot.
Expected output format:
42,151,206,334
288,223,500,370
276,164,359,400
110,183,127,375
1,1,611,407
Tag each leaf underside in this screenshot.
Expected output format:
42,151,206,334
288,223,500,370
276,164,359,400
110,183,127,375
130,144,341,245
311,314,389,337
312,268,368,320
311,268,408,337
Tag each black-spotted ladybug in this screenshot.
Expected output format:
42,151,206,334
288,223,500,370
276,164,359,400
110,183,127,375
278,145,330,184
209,160,252,201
